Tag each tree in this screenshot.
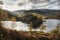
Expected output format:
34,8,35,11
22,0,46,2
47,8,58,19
11,17,16,30
54,23,60,33
50,23,60,34
11,17,16,21
50,29,58,34
40,24,46,33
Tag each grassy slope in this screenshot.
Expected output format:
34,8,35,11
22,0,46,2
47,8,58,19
0,25,60,40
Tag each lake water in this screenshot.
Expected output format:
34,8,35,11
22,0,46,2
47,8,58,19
1,19,60,32
43,19,60,32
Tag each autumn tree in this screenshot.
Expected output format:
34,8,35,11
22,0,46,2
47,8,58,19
11,17,16,30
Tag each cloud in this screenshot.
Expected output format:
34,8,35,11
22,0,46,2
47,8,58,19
0,0,60,11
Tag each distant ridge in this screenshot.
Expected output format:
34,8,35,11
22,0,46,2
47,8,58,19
0,8,60,19
14,9,60,13
14,9,60,19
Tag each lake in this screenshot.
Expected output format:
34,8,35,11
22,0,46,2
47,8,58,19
1,19,60,32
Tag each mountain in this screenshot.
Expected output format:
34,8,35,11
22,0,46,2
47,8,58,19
13,9,60,19
13,9,60,14
0,8,60,21
0,8,19,21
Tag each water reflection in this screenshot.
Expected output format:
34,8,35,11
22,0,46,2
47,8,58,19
1,19,60,32
44,19,59,32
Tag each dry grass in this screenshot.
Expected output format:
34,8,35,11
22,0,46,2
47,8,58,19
0,25,60,40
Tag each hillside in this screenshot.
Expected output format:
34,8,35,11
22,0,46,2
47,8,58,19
14,9,60,19
0,9,60,21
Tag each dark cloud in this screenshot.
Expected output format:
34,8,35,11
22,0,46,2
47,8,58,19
0,1,3,5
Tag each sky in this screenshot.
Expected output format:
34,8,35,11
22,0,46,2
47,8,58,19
0,0,60,11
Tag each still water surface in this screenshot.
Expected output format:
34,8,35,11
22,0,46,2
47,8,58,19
1,19,60,32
